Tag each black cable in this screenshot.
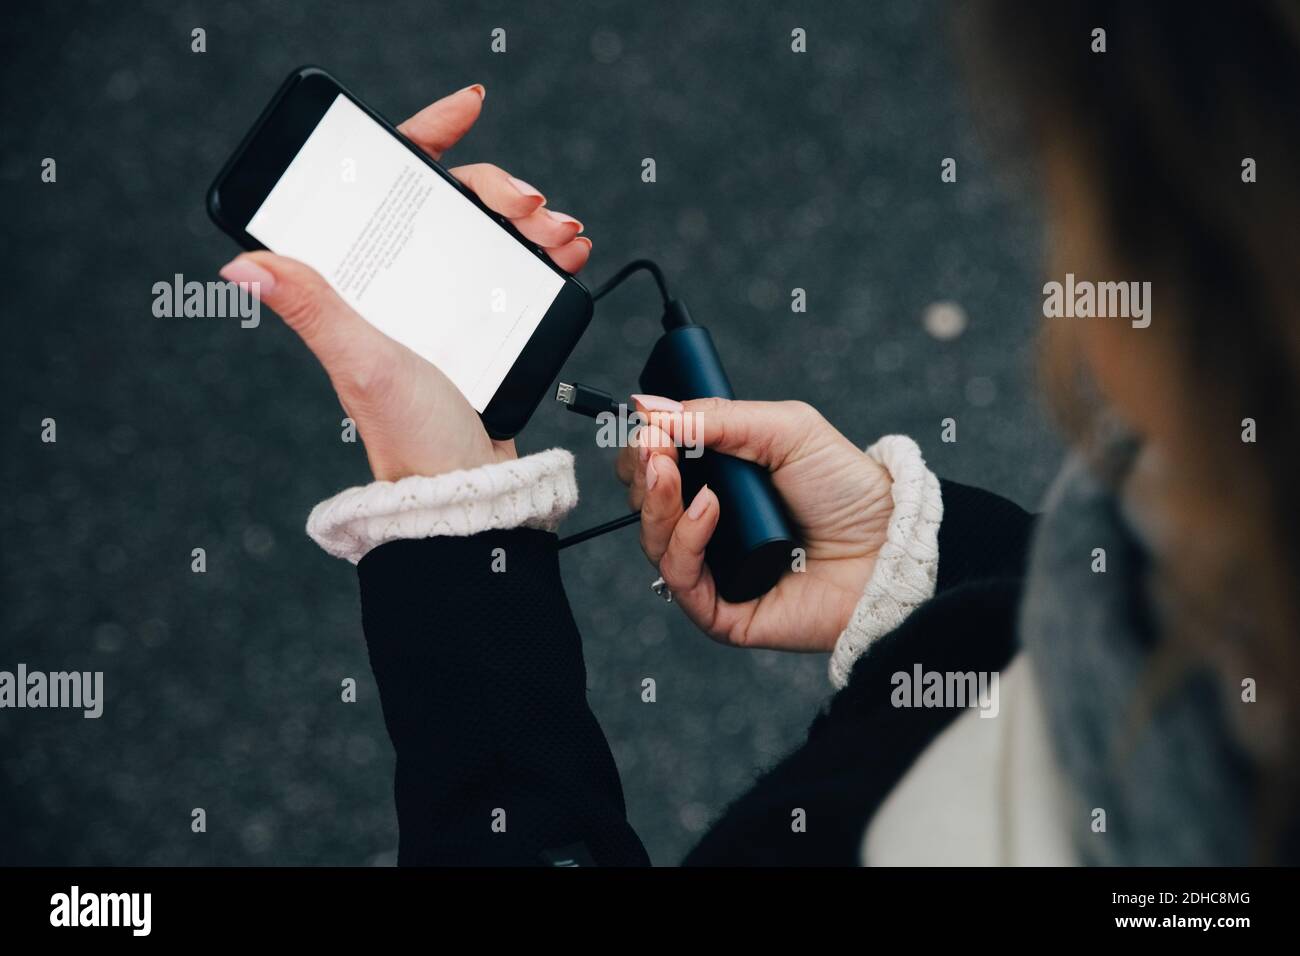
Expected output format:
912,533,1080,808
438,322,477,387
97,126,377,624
590,258,670,304
557,510,640,550
554,257,674,550
553,380,638,549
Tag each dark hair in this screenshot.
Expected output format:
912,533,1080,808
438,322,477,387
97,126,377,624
958,0,1300,859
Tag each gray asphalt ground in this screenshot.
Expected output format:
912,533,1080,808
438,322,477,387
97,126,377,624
1,0,1059,864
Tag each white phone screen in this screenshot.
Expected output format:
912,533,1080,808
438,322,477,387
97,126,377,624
246,94,564,412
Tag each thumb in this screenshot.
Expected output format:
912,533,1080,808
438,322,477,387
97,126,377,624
219,252,390,385
634,396,823,470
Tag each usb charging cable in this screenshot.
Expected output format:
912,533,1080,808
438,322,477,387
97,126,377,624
553,259,679,550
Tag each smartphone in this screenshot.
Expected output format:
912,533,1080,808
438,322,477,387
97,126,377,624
207,66,592,439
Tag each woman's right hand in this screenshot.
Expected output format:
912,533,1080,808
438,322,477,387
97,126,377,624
615,397,894,652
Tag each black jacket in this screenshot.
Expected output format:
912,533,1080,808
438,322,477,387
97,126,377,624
357,480,1034,865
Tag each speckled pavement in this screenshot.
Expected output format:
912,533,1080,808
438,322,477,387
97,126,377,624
1,0,1058,865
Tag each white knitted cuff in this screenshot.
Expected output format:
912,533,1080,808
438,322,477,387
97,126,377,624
828,436,943,689
305,448,579,564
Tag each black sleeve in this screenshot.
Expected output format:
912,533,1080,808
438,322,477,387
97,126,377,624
683,576,1025,865
356,528,650,867
934,479,1036,592
683,478,1035,866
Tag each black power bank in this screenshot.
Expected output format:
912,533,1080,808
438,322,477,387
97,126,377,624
640,321,799,603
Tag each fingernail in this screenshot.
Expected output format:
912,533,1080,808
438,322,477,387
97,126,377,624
508,175,545,204
461,83,486,100
631,394,683,413
219,257,275,296
687,485,710,520
573,236,592,250
645,457,659,491
547,210,584,233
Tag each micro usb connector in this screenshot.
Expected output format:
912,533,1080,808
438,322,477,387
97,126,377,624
555,381,620,419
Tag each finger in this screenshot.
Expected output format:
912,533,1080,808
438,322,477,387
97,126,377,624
637,396,822,469
615,440,638,486
449,162,545,218
222,252,392,392
629,395,695,464
397,84,486,159
657,485,723,629
639,454,683,565
507,207,584,248
625,422,678,508
615,416,678,485
544,236,592,273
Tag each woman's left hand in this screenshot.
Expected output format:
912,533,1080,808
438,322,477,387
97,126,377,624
218,84,591,481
